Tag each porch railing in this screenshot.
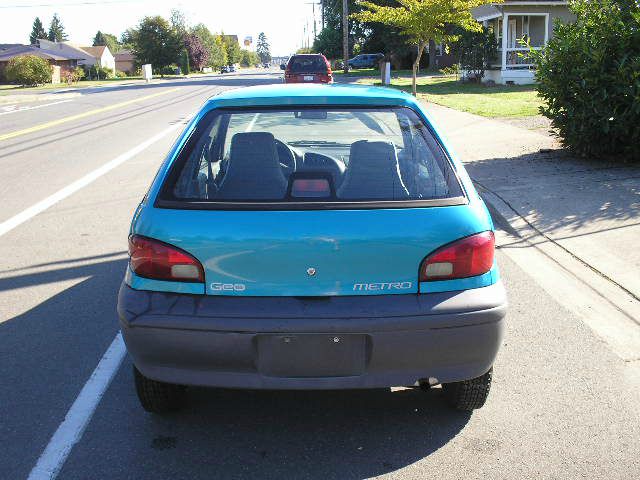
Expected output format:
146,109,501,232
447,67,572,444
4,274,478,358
497,46,543,69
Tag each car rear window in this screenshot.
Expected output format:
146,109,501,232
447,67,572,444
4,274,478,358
158,107,464,209
288,55,327,73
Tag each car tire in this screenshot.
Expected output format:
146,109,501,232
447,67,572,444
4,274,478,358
441,367,492,411
133,365,186,414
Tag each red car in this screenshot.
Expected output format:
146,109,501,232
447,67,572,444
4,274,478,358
284,54,333,84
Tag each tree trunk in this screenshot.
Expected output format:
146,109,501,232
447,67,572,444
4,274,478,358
428,39,436,72
412,41,427,97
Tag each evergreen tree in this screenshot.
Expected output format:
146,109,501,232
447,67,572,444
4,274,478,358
93,31,107,46
47,13,68,42
29,17,47,45
93,31,121,53
256,32,271,64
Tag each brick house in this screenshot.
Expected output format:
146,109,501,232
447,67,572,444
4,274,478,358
0,44,85,83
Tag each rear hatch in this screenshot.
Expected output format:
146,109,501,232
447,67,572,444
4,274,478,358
285,55,331,82
140,105,489,296
136,206,486,296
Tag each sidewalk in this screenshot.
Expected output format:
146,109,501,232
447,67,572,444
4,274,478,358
423,103,640,303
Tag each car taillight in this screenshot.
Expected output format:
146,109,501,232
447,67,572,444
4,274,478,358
128,235,204,282
325,58,332,75
419,231,495,282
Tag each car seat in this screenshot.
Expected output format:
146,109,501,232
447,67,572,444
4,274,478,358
216,132,288,200
337,140,409,200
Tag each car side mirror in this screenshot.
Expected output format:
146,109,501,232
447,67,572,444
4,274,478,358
280,64,286,70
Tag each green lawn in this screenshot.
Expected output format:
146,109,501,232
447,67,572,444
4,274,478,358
333,67,410,77
0,76,151,95
354,75,544,117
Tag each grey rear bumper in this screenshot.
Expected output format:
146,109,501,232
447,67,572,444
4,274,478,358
118,282,507,389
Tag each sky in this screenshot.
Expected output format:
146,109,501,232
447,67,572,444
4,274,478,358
0,0,321,56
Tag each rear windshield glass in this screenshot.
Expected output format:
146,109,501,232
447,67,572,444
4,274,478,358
159,107,464,207
289,56,327,73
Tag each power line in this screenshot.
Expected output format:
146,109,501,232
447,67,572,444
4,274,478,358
0,0,148,8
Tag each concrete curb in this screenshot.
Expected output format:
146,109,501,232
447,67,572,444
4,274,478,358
479,183,640,362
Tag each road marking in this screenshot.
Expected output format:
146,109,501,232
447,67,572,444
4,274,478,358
27,333,126,480
0,122,182,237
0,99,73,116
245,113,261,132
0,87,179,142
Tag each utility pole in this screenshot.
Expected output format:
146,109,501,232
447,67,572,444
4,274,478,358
342,0,349,73
312,1,317,38
305,2,320,40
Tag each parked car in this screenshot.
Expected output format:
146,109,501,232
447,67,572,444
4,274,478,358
119,84,507,414
220,65,229,74
284,54,332,83
348,53,384,69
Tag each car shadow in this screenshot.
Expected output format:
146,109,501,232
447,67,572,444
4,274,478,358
76,74,283,96
0,256,127,479
0,254,472,479
64,362,471,480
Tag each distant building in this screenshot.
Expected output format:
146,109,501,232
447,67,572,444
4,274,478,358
114,50,135,75
37,39,115,72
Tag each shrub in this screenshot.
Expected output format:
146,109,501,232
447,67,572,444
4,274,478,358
532,0,640,161
450,26,497,82
5,55,52,86
98,66,114,79
73,66,85,80
160,64,179,76
64,66,85,85
440,64,460,76
114,70,127,78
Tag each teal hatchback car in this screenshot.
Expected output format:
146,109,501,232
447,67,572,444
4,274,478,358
118,84,507,414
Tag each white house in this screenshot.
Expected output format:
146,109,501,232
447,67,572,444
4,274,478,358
472,1,575,84
79,45,115,71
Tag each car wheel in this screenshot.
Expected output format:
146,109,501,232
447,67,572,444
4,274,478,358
133,365,186,414
441,367,492,411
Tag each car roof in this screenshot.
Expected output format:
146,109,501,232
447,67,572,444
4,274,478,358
206,84,417,109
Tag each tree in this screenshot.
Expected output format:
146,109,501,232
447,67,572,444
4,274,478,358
313,28,340,58
47,13,68,42
129,16,183,74
5,55,52,85
29,17,47,45
93,31,121,54
532,0,640,161
190,24,227,68
170,8,188,42
212,34,229,68
185,33,209,71
256,32,271,64
119,28,136,50
240,49,260,67
450,26,497,81
353,0,492,96
222,34,242,65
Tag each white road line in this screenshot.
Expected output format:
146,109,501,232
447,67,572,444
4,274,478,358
245,113,260,132
27,333,127,480
0,100,73,116
0,122,181,238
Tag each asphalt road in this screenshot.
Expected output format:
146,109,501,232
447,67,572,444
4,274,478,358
1,71,638,480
